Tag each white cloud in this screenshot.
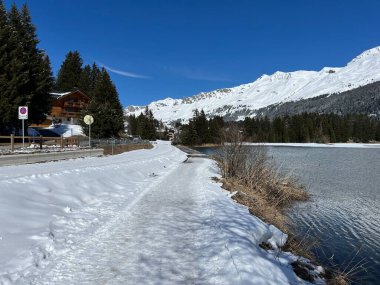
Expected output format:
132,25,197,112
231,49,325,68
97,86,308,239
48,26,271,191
98,62,150,79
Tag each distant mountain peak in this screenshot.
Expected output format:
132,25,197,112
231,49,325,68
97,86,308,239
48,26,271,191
126,46,380,125
348,46,380,65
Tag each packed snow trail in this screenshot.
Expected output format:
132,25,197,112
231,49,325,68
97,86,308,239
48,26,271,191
0,141,314,284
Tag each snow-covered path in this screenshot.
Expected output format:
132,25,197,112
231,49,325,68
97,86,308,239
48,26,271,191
0,141,313,285
34,158,233,284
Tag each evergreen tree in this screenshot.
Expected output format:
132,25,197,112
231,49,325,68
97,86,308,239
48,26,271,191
126,114,138,135
209,116,224,143
193,109,210,144
0,0,13,132
126,108,158,140
4,4,28,131
78,63,102,97
78,64,93,95
28,54,54,123
81,68,124,138
19,4,53,124
0,2,53,133
55,50,83,91
180,123,198,145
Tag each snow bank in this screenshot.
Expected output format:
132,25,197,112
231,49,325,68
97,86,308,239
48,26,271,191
200,159,324,284
47,124,84,137
0,142,186,283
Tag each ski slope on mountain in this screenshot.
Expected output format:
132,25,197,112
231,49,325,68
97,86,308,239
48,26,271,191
126,46,380,124
0,142,322,284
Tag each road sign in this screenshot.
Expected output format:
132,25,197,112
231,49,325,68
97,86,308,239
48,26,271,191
18,106,28,120
84,115,94,147
18,106,28,148
84,115,94,125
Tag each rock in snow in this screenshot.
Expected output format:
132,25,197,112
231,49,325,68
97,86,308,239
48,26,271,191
126,46,380,125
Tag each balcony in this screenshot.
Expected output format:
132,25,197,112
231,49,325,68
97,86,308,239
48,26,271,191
63,102,86,108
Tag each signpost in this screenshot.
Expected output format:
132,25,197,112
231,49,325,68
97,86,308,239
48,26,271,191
84,115,94,147
18,106,28,148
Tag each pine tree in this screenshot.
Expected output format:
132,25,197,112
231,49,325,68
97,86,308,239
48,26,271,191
0,3,53,134
5,4,28,132
126,114,138,135
78,63,102,97
29,54,54,123
193,109,210,144
78,64,93,95
19,4,53,124
55,50,83,91
81,68,124,138
0,0,12,133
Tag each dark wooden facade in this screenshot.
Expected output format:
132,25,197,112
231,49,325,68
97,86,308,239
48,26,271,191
30,90,90,127
50,90,90,124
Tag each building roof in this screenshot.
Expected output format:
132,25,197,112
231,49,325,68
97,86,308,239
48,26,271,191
49,90,90,101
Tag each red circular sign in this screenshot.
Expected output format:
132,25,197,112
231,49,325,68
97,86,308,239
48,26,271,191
20,107,27,114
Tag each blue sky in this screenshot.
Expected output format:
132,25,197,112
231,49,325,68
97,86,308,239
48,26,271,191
5,0,380,107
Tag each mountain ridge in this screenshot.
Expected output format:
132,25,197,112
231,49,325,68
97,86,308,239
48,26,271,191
126,46,380,125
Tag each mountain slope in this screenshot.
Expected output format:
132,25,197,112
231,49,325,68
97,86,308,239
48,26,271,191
256,81,380,119
126,46,380,124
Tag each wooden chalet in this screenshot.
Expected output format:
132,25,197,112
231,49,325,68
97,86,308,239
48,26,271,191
49,90,90,125
31,90,90,127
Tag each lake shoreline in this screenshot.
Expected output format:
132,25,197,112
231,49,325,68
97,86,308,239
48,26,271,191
181,144,335,284
193,144,380,284
190,142,380,149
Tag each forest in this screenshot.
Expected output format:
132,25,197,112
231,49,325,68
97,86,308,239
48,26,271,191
176,110,380,145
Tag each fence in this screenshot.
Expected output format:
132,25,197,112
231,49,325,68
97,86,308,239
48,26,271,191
0,135,150,152
0,135,82,151
90,137,148,147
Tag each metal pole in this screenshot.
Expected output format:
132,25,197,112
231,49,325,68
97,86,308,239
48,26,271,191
10,134,14,152
89,124,91,148
22,119,25,148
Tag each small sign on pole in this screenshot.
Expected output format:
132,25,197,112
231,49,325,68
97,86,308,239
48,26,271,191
18,106,28,148
84,115,94,147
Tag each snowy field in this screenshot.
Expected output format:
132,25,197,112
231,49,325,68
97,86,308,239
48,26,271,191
0,141,322,284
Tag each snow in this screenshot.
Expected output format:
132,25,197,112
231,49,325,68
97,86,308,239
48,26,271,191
0,141,320,284
125,46,380,125
49,92,72,98
46,124,84,137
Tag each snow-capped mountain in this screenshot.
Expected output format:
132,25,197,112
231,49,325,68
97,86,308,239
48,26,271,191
125,46,380,125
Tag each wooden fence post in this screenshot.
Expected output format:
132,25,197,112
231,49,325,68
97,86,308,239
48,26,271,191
40,135,43,149
10,134,14,152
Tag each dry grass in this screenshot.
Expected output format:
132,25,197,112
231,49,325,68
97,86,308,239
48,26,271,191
284,231,318,260
220,177,289,232
327,275,350,285
324,246,368,285
102,143,153,155
214,127,309,233
213,127,357,284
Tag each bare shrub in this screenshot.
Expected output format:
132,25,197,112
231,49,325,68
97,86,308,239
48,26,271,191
214,126,308,215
